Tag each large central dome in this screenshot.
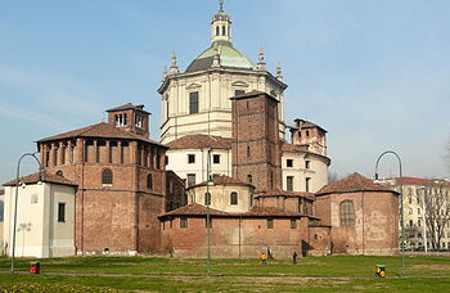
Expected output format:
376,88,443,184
186,41,255,73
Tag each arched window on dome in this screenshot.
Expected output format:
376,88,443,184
216,26,220,36
340,200,355,226
222,25,226,36
102,169,113,185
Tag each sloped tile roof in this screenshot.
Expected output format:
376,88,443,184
255,189,315,201
106,103,149,113
159,203,310,219
159,203,228,218
281,141,309,152
246,206,305,217
189,175,253,190
167,135,233,150
317,172,396,195
37,122,165,147
3,172,76,187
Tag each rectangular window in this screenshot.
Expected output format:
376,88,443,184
286,159,293,168
180,217,188,228
267,218,274,229
305,161,311,169
286,176,294,191
213,154,221,164
188,154,196,164
189,91,199,114
290,219,297,229
187,174,196,187
58,203,66,222
409,208,413,215
305,177,311,193
234,89,245,96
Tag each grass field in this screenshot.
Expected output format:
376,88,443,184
0,255,449,292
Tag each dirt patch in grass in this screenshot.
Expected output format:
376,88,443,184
412,264,450,270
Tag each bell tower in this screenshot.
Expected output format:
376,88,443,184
211,0,232,44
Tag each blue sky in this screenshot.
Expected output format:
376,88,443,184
1,0,449,184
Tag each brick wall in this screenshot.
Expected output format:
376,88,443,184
161,216,310,259
231,93,281,192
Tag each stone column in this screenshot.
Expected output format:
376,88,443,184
130,141,138,164
106,140,111,164
75,138,84,163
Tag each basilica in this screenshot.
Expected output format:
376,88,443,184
3,2,400,258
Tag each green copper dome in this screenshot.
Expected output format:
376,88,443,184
185,41,256,73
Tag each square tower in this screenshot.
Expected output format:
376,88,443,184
106,103,150,138
231,91,281,193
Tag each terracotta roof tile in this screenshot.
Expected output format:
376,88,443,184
159,203,309,218
159,203,228,218
189,175,253,189
3,172,77,187
281,141,309,152
256,189,315,200
245,206,305,217
167,135,233,150
230,90,279,102
37,123,165,147
317,172,396,195
106,103,149,113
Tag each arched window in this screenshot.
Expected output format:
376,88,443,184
339,200,355,226
230,192,238,205
205,192,211,206
222,25,226,36
247,174,253,184
102,169,113,185
56,171,63,177
216,26,220,36
147,174,153,189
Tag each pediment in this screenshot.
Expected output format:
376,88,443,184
186,83,202,90
232,81,249,87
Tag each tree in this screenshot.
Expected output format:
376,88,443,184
422,181,450,250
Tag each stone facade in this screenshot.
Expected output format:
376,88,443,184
3,173,77,258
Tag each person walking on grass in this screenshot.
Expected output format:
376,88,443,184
292,251,298,264
259,252,268,265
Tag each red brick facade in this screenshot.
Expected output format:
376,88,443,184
315,173,399,255
231,91,282,193
36,104,185,255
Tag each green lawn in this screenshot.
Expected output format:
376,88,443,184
0,255,449,292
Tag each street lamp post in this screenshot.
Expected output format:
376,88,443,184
205,148,212,276
418,187,428,253
374,150,405,275
11,153,42,273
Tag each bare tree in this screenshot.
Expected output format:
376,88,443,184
327,171,340,185
422,182,450,250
